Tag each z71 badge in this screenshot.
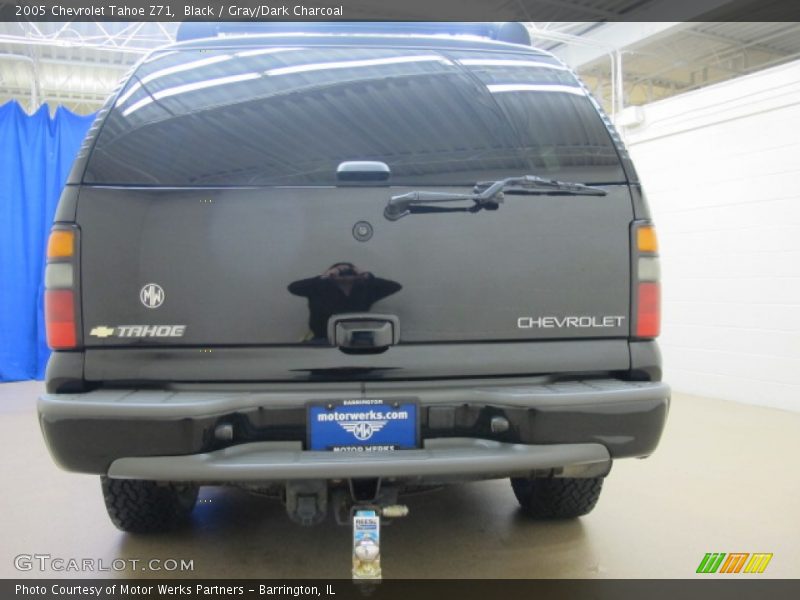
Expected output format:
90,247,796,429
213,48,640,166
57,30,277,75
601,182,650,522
89,325,186,338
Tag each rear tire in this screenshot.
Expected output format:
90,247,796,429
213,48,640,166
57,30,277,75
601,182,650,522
101,477,198,533
510,476,603,519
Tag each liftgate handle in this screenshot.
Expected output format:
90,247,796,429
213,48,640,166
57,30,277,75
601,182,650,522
327,314,400,351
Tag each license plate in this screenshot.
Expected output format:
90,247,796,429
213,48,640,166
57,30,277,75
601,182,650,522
308,399,419,451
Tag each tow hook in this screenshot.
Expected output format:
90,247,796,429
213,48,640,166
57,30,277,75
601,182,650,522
286,479,410,579
352,504,409,580
329,479,409,580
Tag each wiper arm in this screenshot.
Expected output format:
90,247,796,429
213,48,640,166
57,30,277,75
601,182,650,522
384,175,607,221
384,190,485,221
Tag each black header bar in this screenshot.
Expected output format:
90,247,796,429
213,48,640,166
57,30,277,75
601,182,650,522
2,0,800,22
4,579,800,600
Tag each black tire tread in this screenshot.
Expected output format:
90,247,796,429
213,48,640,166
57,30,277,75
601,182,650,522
511,476,603,519
101,477,198,533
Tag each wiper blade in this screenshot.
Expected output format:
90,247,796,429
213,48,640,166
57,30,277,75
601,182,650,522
384,175,607,221
473,175,608,197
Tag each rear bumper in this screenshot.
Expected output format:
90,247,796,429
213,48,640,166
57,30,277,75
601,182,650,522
38,377,670,479
107,439,611,482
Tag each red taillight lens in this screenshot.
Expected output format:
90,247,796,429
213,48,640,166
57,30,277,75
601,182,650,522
636,282,660,338
44,283,77,349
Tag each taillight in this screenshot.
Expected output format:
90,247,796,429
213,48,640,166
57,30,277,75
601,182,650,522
636,225,658,253
45,290,76,348
44,226,79,350
636,281,660,338
633,223,661,339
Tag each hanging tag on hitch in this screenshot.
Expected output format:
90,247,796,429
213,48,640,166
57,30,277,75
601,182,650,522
352,509,381,580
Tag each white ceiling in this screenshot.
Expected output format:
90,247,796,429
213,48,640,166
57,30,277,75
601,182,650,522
548,21,800,108
0,22,176,112
2,18,800,114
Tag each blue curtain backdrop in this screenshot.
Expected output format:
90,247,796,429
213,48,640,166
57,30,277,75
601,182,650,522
0,100,95,381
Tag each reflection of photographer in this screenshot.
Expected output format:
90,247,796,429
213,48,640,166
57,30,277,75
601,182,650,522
288,263,402,341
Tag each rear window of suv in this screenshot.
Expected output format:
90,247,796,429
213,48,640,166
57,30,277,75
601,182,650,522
83,46,626,186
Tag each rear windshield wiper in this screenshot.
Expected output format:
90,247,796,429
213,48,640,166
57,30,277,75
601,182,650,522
384,175,607,221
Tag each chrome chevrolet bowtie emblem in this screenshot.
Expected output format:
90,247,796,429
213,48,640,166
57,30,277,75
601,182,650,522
89,326,115,338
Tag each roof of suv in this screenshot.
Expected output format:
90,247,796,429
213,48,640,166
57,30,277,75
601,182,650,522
165,33,556,59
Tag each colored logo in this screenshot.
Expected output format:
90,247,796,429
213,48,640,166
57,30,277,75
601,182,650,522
140,283,165,308
89,326,116,338
696,553,772,574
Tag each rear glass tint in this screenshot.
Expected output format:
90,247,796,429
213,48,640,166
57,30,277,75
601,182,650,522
84,46,625,186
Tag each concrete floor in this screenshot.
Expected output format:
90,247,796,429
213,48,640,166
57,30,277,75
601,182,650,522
1,380,798,579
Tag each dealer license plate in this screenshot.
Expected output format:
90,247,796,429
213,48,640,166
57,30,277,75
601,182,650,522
308,399,419,452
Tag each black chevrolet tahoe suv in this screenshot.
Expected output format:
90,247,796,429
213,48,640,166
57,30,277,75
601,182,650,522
38,22,669,532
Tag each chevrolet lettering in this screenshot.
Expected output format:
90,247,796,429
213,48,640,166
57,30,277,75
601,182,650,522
517,316,626,329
